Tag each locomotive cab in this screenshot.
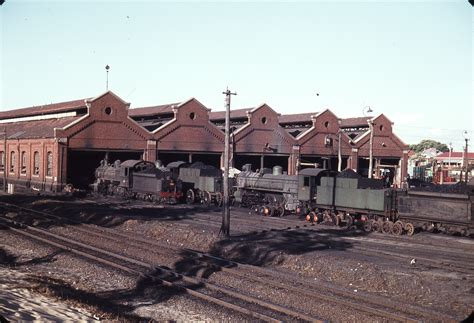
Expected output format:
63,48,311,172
297,168,334,202
118,160,156,188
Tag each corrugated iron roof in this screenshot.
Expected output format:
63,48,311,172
340,117,372,128
0,98,89,120
128,103,180,117
0,116,82,139
279,113,316,124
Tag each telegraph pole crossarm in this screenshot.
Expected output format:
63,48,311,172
221,87,237,237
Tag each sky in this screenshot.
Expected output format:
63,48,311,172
1,0,472,150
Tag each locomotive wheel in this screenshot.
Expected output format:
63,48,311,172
382,221,393,234
345,215,354,228
362,220,372,233
186,189,195,205
295,206,302,215
405,222,415,236
276,206,285,217
371,219,381,232
395,220,404,230
252,205,259,215
215,192,223,207
322,212,333,224
268,206,275,217
202,191,212,207
391,222,403,235
334,214,341,227
306,211,317,223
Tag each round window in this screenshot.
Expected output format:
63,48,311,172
189,112,196,120
104,107,112,115
261,117,267,124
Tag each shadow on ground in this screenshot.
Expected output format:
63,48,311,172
0,193,202,230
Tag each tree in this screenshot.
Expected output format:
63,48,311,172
409,139,449,154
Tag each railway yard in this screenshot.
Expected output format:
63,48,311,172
1,191,473,322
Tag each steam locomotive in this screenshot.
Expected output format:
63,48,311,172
92,159,224,206
234,165,473,236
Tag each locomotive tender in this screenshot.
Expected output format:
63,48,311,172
170,161,224,206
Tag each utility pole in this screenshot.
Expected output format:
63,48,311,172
448,142,452,172
368,121,374,178
221,87,236,237
2,127,6,192
337,130,342,172
463,131,469,183
363,106,374,179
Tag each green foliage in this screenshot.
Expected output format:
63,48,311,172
409,139,449,153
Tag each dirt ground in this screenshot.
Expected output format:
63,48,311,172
1,192,473,321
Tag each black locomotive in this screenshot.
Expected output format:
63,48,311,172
92,159,225,206
92,159,182,203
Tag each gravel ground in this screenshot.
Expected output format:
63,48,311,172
1,192,473,321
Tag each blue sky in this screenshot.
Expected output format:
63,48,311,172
1,0,472,150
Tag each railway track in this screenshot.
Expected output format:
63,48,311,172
3,200,473,275
0,215,322,322
176,208,474,272
0,201,460,322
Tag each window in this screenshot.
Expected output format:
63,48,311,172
46,151,53,177
9,151,15,173
0,151,4,172
33,151,40,175
21,151,27,174
304,176,310,187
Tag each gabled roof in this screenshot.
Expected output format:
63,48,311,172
209,108,251,121
279,113,316,124
1,116,82,139
0,98,89,120
129,103,180,117
340,117,372,128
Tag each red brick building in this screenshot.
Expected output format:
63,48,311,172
1,91,409,192
1,91,150,191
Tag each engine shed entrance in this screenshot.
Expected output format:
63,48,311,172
67,149,142,189
233,154,290,173
157,152,221,169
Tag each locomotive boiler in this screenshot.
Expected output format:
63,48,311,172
234,164,332,216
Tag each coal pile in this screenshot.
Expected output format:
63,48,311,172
337,169,361,178
410,182,474,195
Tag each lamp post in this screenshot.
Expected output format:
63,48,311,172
105,65,110,91
363,106,374,178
